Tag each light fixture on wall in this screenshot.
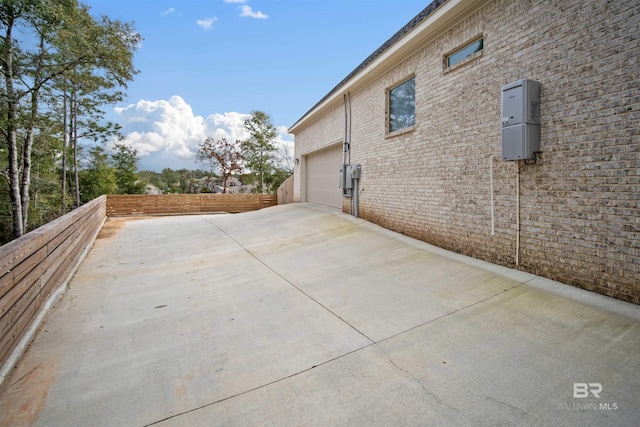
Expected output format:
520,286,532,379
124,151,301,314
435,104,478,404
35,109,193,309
295,158,299,165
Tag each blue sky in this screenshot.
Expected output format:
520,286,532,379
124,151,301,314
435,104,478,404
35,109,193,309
82,0,432,171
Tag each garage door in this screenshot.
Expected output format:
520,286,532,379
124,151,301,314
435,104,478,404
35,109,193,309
306,144,343,209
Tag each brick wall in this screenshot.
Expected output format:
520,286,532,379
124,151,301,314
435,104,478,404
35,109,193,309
293,0,639,303
293,107,345,202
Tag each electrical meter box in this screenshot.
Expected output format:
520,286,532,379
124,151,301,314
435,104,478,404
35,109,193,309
349,164,361,179
339,165,352,189
339,164,361,191
501,79,540,160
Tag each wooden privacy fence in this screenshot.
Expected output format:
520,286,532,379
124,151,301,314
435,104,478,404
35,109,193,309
0,193,278,385
0,196,106,384
106,193,277,216
277,175,294,205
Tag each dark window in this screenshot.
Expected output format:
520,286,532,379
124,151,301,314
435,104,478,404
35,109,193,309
447,38,483,67
388,77,415,133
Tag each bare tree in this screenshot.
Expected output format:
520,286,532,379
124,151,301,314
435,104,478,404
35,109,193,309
196,138,244,194
277,140,295,174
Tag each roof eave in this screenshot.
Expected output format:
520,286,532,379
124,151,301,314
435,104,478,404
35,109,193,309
289,0,487,134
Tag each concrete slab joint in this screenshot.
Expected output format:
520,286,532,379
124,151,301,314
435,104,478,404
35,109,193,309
1,204,638,426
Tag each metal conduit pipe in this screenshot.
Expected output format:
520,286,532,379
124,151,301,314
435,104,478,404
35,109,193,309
343,94,349,164
515,160,521,266
353,177,359,218
489,154,495,236
342,91,360,218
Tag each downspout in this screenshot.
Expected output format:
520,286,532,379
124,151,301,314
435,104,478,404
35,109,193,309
515,160,520,266
489,154,495,236
353,177,359,218
343,92,360,217
343,92,350,205
343,94,349,168
347,92,352,166
347,92,359,217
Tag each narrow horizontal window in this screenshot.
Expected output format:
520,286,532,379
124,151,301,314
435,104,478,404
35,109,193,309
446,37,483,68
387,76,415,133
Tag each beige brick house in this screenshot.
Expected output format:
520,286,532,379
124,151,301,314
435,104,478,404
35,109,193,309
288,0,639,304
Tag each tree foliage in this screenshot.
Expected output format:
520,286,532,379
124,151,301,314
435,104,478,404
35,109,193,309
240,110,291,194
0,2,298,245
241,111,277,194
112,141,145,195
139,168,219,194
196,137,243,194
0,0,140,239
78,144,116,203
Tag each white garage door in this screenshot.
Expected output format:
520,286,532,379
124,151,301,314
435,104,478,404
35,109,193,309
306,144,343,209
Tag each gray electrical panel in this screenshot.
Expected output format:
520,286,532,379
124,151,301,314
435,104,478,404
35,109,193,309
349,164,361,180
339,165,352,189
339,164,361,195
501,79,540,160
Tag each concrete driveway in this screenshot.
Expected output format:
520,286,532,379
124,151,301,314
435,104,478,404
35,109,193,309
1,203,638,426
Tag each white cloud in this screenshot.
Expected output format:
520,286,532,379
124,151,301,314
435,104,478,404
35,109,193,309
240,5,268,19
114,96,294,172
161,8,175,16
114,96,206,169
223,1,268,20
196,17,217,30
203,112,250,142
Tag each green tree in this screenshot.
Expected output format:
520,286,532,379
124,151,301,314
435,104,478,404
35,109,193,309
78,144,116,202
27,123,65,228
0,0,140,238
160,168,180,193
112,141,145,194
266,166,292,194
63,71,123,208
241,111,277,194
